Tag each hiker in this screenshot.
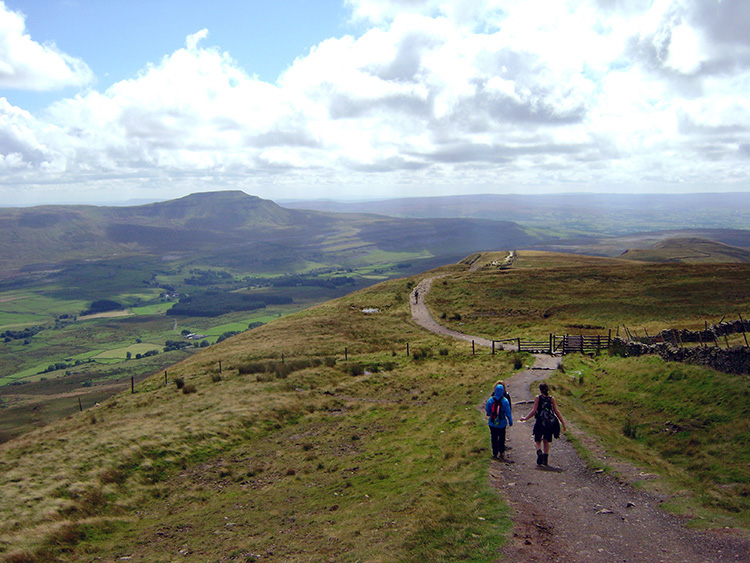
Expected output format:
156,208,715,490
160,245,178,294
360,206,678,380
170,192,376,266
414,289,419,304
486,383,513,460
520,382,566,466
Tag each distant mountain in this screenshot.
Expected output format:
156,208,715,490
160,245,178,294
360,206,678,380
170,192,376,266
282,192,750,234
619,237,750,263
0,191,543,273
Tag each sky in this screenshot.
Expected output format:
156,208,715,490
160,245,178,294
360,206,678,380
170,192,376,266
1,0,750,205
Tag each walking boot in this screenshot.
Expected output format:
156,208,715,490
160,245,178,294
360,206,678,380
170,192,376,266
542,453,548,466
536,449,544,465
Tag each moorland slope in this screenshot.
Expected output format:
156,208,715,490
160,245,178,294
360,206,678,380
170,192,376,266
1,250,748,562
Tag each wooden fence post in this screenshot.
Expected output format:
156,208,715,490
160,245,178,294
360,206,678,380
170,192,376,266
406,343,410,356
218,360,222,373
472,340,475,355
345,347,348,361
78,397,83,412
492,341,495,355
517,338,521,352
131,376,134,394
164,371,168,385
740,314,749,347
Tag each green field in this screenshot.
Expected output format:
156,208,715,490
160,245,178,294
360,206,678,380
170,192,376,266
0,250,441,444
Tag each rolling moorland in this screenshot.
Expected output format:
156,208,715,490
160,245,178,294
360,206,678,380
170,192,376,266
284,192,750,256
0,191,543,440
2,190,750,440
0,250,749,561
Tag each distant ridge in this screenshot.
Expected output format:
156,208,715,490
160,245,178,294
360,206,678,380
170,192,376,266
0,191,541,273
283,192,750,234
620,237,750,263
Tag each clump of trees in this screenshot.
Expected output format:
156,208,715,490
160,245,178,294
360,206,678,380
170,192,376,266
2,326,43,342
167,291,292,317
80,300,124,316
41,358,94,374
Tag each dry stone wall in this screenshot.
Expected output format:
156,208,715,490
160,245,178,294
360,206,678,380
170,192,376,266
610,337,750,375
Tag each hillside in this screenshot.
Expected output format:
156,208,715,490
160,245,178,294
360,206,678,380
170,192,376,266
0,191,541,273
619,237,750,263
1,251,749,561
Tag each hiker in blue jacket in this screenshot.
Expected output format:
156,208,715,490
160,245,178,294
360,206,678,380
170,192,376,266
486,383,513,460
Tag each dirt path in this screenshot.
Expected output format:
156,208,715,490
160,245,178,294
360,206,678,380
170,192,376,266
410,275,750,563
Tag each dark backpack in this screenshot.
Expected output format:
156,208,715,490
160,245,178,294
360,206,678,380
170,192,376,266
536,395,556,429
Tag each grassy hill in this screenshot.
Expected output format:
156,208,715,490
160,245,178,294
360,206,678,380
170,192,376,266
1,251,749,561
619,237,750,263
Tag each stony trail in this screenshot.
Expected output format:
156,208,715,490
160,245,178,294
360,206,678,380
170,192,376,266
410,275,749,563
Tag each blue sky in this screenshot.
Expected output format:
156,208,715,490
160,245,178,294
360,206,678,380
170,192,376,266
4,1,351,112
2,0,750,205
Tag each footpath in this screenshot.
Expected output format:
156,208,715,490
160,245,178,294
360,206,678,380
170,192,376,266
410,276,749,563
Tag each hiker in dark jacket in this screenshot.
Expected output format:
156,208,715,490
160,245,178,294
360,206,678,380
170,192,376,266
520,382,566,466
485,384,513,460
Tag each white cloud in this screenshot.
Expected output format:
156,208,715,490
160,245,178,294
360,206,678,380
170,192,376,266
2,0,750,203
0,1,93,91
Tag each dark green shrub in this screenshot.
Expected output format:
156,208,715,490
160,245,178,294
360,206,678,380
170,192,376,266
346,362,364,376
623,417,638,439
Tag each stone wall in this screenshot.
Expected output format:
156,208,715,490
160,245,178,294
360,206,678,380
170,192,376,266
653,319,750,345
610,337,750,375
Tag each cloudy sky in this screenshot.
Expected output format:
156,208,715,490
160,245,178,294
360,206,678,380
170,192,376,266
1,0,750,205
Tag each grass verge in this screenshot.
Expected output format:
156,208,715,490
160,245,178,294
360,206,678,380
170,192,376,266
552,353,750,528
